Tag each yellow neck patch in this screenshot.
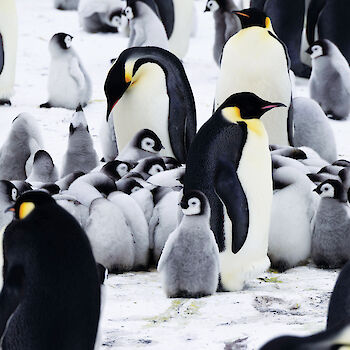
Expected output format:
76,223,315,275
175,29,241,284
19,202,35,220
124,60,136,83
222,107,265,136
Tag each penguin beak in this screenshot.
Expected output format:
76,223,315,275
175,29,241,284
5,206,15,213
306,47,312,55
204,6,210,12
233,11,250,18
261,103,286,112
313,187,321,194
180,199,188,209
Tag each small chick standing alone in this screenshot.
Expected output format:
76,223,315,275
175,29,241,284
41,33,92,110
158,191,219,298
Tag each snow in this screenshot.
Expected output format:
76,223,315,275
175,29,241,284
7,0,350,349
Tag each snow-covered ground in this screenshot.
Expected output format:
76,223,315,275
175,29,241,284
7,0,350,349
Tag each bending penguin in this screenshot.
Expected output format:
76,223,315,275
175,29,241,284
204,0,241,66
158,190,220,298
41,33,92,110
184,92,286,291
215,8,293,146
0,0,17,106
104,46,196,164
0,191,100,349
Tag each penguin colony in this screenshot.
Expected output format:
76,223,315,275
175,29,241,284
0,0,350,348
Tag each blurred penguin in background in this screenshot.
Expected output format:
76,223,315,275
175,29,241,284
204,0,241,66
79,0,125,33
40,33,92,110
0,0,17,106
307,39,350,121
307,0,350,65
55,0,80,10
251,0,311,77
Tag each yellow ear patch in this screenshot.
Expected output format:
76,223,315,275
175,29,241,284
222,107,265,136
124,60,136,83
265,17,272,30
19,202,35,220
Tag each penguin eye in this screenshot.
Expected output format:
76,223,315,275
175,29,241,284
11,188,17,201
188,198,200,207
131,186,141,193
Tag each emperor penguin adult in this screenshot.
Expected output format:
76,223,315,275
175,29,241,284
215,8,293,146
306,0,350,65
306,39,350,120
124,0,169,50
40,33,92,110
250,0,311,78
0,0,17,106
0,191,100,349
184,92,286,292
104,46,196,164
204,0,241,66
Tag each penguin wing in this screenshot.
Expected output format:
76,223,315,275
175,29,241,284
0,34,4,75
306,0,327,45
0,264,25,338
215,159,249,254
268,31,291,69
69,57,86,88
153,0,174,38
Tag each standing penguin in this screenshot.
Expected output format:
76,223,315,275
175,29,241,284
204,0,241,66
104,46,196,164
0,0,17,106
184,92,286,291
61,106,99,177
40,33,92,110
312,180,350,268
215,8,293,146
306,0,350,65
306,39,350,120
251,0,311,78
124,0,169,50
0,191,100,349
158,190,220,298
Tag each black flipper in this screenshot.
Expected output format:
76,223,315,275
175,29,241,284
306,0,327,45
215,159,249,254
0,33,4,76
287,97,294,146
0,265,25,338
154,0,174,38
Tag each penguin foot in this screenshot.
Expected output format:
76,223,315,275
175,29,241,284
40,102,52,109
328,113,347,121
0,99,11,106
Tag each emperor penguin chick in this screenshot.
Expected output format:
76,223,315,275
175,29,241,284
158,190,220,298
117,129,164,162
0,180,18,228
0,0,18,105
268,166,317,272
312,180,350,268
26,150,59,184
125,0,169,50
41,33,92,110
307,39,350,120
61,106,98,177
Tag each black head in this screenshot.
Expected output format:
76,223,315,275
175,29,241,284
115,178,144,194
109,9,123,27
139,157,166,176
101,160,134,180
219,92,286,121
125,0,160,19
233,8,272,30
163,157,182,170
180,190,209,217
134,129,164,153
204,0,220,12
0,180,18,202
33,150,55,167
306,40,328,59
39,184,61,195
7,190,55,220
51,32,73,50
314,180,347,202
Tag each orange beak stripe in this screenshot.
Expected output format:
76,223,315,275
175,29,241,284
235,12,250,17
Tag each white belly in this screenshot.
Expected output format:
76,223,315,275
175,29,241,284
168,0,194,59
48,58,81,109
0,0,17,98
215,28,292,146
112,65,172,157
219,125,272,291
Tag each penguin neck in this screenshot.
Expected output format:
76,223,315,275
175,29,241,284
180,214,210,229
